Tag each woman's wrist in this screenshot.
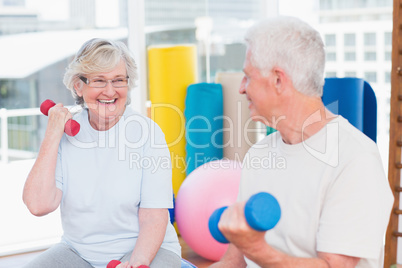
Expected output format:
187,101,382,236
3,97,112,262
129,255,151,267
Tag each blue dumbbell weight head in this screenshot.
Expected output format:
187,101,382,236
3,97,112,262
244,192,281,231
208,192,281,243
208,206,229,243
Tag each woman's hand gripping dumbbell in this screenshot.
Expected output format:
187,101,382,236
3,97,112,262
40,99,80,136
107,259,149,268
208,192,281,244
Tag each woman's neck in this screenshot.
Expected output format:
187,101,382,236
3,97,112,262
87,107,126,131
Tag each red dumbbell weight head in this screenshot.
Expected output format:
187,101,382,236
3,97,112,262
40,99,80,136
64,118,80,136
107,260,150,268
40,99,56,116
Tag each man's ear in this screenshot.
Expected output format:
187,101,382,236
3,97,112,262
272,67,287,94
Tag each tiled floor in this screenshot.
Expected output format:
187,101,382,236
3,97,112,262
179,237,215,268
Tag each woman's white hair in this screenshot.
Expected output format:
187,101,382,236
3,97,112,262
244,16,325,97
63,38,138,106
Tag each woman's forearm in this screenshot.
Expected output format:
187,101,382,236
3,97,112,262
23,128,63,216
129,208,169,266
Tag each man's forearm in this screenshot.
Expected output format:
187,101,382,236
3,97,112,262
241,242,359,268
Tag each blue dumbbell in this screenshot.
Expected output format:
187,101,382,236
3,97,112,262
208,192,281,244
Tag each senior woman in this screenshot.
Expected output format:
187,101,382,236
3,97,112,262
22,38,181,268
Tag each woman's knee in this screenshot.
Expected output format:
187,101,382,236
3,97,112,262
119,248,181,268
150,248,181,268
22,243,92,268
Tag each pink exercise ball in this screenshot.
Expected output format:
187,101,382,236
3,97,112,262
175,159,242,261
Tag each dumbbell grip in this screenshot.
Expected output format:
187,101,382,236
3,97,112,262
209,192,281,244
40,99,80,136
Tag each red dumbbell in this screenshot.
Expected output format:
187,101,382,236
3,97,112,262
107,260,149,268
40,99,80,136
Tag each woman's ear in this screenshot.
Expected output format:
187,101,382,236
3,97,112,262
74,80,84,97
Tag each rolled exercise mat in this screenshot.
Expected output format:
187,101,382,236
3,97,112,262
322,77,376,142
215,72,259,162
184,83,223,175
148,44,197,196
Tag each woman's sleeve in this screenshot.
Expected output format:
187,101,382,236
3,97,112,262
139,121,173,209
55,140,63,191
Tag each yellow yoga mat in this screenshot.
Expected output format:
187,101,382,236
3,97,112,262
148,45,197,196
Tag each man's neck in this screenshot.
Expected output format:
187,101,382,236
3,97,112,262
275,95,336,145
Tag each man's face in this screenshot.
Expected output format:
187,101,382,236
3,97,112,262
239,49,277,123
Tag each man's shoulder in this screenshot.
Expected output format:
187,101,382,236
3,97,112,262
336,116,378,153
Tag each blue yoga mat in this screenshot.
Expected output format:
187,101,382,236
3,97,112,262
322,77,377,142
184,83,223,175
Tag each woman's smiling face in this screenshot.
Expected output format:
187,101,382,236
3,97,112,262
75,59,128,130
